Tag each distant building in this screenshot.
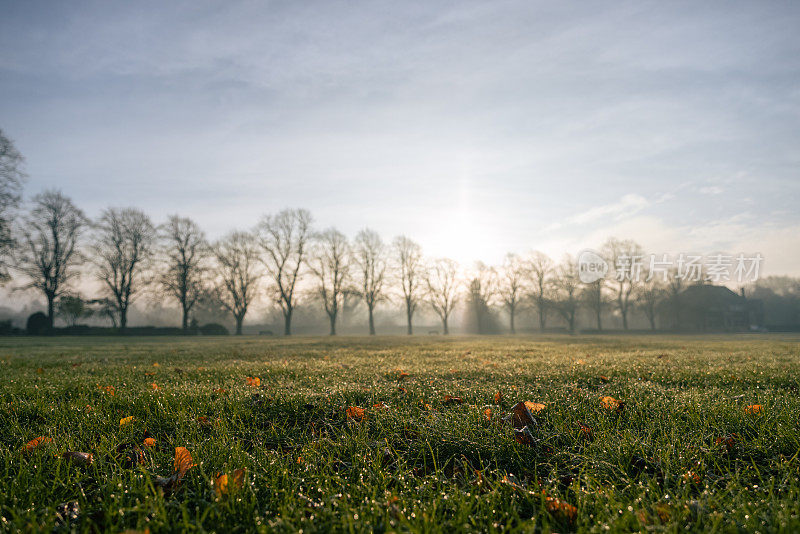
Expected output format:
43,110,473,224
659,284,763,331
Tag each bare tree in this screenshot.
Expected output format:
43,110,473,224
666,267,684,329
602,238,645,330
424,258,459,334
211,231,260,335
308,228,350,336
256,208,313,336
638,277,665,330
582,280,606,330
0,129,27,282
467,262,498,334
158,215,209,332
392,235,422,335
353,228,387,335
15,190,87,327
525,251,553,331
498,253,527,334
552,255,580,333
92,207,156,332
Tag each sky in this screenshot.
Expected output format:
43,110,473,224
1,0,799,274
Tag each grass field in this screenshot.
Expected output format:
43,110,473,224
1,334,799,533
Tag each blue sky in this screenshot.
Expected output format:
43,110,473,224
2,0,799,273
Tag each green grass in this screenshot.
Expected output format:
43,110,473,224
1,334,800,533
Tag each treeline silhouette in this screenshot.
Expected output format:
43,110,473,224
1,129,798,335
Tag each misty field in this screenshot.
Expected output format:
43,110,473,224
1,335,800,533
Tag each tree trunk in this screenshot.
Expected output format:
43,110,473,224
46,293,55,328
538,300,546,331
329,313,337,336
368,306,375,335
442,316,449,335
509,309,516,334
621,310,628,330
120,308,128,333
235,316,243,335
181,304,189,332
406,305,413,335
649,313,656,330
284,308,293,336
596,309,602,331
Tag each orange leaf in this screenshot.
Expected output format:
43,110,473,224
22,436,52,453
600,396,624,412
744,404,763,415
62,451,93,466
152,362,160,367
599,375,610,383
245,376,261,387
397,371,411,381
174,447,195,477
213,388,228,394
372,402,389,411
150,382,159,391
544,494,578,523
143,437,157,448
214,468,246,497
483,407,493,421
494,391,503,403
576,421,594,440
119,416,135,427
346,406,366,422
197,416,212,426
99,385,115,396
524,401,546,413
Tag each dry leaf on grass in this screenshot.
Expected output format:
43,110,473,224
744,404,763,415
543,493,578,523
143,437,157,448
494,391,503,403
509,401,536,430
524,401,546,413
99,385,115,396
120,416,136,427
22,436,52,453
150,383,159,391
154,447,195,490
443,395,464,405
483,407,493,421
214,468,246,497
62,451,93,467
576,421,594,440
346,406,366,422
213,388,228,395
245,376,261,387
600,396,624,412
514,426,538,446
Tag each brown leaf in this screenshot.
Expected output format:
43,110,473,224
514,426,538,446
599,375,610,383
245,376,261,387
346,406,366,422
99,385,115,396
744,404,763,415
372,402,389,411
443,395,464,405
197,416,212,426
62,451,93,467
36,367,44,375
214,468,246,497
213,388,228,395
22,436,52,453
143,437,157,448
150,382,159,391
119,416,135,427
524,401,546,413
483,407,493,421
510,401,536,430
576,421,594,440
494,391,503,403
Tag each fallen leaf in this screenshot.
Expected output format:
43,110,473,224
483,407,493,421
22,436,52,453
245,376,261,387
576,421,594,440
443,395,464,405
510,401,536,429
174,447,195,477
197,416,212,426
514,426,538,446
524,401,546,413
494,391,503,403
599,375,610,383
683,470,702,485
372,402,389,411
143,437,157,448
120,416,136,427
744,404,763,415
600,396,624,412
152,362,160,367
544,493,578,523
214,468,246,497
213,388,228,394
36,367,44,374
62,451,93,467
346,406,366,422
715,434,736,454
116,442,145,468
99,385,115,396
150,382,159,391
